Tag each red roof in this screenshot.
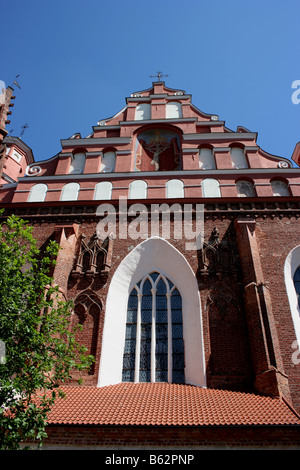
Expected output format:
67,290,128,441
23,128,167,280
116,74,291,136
46,383,300,427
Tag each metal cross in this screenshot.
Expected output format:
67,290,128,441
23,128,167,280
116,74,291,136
149,71,169,82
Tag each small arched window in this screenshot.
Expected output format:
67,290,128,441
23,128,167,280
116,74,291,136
236,180,256,197
166,102,182,119
166,179,184,198
100,151,116,173
230,146,248,169
271,179,290,196
60,182,80,201
129,180,147,199
135,103,151,121
202,178,221,198
122,271,184,384
27,183,48,202
94,181,113,200
199,147,216,170
69,152,86,175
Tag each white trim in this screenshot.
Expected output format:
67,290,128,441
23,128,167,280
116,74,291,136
98,237,206,388
19,167,299,183
284,245,300,347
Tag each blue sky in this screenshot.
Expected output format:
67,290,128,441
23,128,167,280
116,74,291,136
2,0,300,165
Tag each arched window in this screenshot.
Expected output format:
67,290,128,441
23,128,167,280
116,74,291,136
129,180,147,199
60,182,80,201
122,271,184,383
199,147,216,170
27,183,48,202
230,146,248,169
166,102,182,119
236,180,256,197
100,151,116,173
69,152,86,174
166,179,184,198
271,179,290,196
94,181,113,200
98,237,206,388
202,178,221,198
135,103,151,121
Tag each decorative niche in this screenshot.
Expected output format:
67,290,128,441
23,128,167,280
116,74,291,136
199,227,240,278
71,233,113,279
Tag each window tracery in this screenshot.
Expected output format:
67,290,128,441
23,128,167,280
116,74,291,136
122,271,184,384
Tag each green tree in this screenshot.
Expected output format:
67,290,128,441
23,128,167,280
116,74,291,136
0,214,94,450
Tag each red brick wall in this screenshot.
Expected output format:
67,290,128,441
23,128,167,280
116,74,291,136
42,424,300,448
27,210,300,411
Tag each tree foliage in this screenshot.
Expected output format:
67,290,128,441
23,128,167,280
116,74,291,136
0,214,94,449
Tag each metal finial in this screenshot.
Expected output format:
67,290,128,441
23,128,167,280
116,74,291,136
149,71,169,82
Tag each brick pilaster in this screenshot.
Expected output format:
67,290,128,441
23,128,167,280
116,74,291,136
234,218,291,400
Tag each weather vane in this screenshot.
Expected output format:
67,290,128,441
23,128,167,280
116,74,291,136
20,123,29,138
149,71,169,82
11,75,21,90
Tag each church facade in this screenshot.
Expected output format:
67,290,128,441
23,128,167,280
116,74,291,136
1,81,300,448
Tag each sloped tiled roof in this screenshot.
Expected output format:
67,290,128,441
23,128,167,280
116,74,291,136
46,383,300,427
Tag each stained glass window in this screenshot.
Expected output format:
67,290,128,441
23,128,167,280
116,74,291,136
122,272,184,383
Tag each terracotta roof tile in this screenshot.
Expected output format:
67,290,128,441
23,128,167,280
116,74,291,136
46,383,300,427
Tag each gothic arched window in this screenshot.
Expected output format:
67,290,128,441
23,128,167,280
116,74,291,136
122,271,184,384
